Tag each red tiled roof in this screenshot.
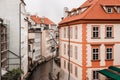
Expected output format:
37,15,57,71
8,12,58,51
31,15,42,24
30,15,55,25
59,0,120,25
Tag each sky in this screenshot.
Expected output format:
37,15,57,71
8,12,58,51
25,0,85,24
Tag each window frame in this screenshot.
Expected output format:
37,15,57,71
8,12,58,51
64,44,66,55
75,46,78,59
70,45,73,57
106,7,113,13
92,46,100,61
70,63,73,73
64,27,66,38
70,27,73,39
75,66,78,77
64,60,66,69
92,70,99,80
91,25,100,39
105,45,114,60
117,7,120,13
74,26,78,39
105,25,114,38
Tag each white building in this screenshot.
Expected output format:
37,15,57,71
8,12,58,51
29,15,58,62
0,0,28,78
59,0,120,80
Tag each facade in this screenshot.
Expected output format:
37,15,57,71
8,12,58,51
28,29,42,63
59,0,120,80
29,15,58,62
0,0,28,78
0,18,8,77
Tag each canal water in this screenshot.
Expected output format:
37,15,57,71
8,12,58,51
28,59,60,80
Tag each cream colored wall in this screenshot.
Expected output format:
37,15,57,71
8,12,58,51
87,24,120,42
86,44,106,67
61,41,82,66
114,44,120,65
86,23,120,66
60,24,82,42
61,58,82,80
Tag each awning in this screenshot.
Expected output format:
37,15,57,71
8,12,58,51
99,69,120,80
109,66,120,73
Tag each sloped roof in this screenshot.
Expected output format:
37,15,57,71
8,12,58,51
59,0,120,25
30,15,55,25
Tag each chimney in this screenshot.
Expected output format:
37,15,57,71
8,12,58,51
41,16,45,24
63,7,69,18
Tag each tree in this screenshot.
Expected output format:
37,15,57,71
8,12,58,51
2,68,23,80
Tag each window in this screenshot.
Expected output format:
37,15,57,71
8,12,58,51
67,44,69,56
70,45,73,57
75,66,78,77
68,62,70,71
70,27,73,38
75,26,78,39
106,47,113,60
75,46,78,59
64,27,66,38
92,26,99,38
64,60,66,69
28,45,31,52
93,71,99,80
67,27,69,38
117,7,120,13
107,7,113,13
106,26,113,38
64,44,66,55
70,63,73,73
92,47,99,60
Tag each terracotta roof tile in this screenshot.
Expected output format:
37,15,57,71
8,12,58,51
30,15,55,25
59,0,120,25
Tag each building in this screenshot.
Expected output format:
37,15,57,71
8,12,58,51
59,0,120,80
28,15,58,64
28,28,42,66
0,0,28,78
0,18,8,78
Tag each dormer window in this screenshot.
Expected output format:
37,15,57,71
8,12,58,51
107,7,113,13
103,6,113,13
117,7,120,13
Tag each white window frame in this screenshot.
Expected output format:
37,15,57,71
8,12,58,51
106,48,112,60
106,7,113,13
92,26,99,38
92,48,99,60
93,71,99,80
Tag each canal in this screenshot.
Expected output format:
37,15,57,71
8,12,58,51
28,59,60,80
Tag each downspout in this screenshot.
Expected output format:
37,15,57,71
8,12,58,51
0,21,1,80
19,1,22,71
68,24,70,80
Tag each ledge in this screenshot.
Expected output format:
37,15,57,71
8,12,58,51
91,37,101,39
91,60,100,62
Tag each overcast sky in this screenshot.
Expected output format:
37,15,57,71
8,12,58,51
25,0,85,24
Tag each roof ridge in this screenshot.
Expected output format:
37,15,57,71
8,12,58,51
82,0,99,19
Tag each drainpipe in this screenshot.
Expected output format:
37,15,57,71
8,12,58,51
18,2,22,79
68,24,70,80
0,21,2,80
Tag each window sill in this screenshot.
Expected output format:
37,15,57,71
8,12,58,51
105,37,114,39
91,37,101,39
105,59,114,61
91,60,100,62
